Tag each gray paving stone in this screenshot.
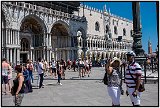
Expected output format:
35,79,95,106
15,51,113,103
1,67,158,106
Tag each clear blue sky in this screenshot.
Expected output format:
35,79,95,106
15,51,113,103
82,2,158,54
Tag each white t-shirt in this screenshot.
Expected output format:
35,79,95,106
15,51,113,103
37,62,44,74
52,61,56,68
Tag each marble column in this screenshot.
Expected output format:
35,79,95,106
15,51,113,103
2,28,4,47
11,29,13,44
14,48,16,65
6,29,8,44
12,30,14,44
46,33,49,47
10,49,12,63
49,50,51,62
17,49,20,64
14,30,16,44
17,30,20,45
6,49,9,62
49,33,51,47
8,29,10,44
15,30,18,45
30,50,33,60
32,50,35,62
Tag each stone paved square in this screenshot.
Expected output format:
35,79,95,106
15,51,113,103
1,67,158,106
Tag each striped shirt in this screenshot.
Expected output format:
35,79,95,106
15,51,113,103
125,62,142,88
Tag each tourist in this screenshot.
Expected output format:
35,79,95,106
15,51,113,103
2,58,10,95
23,66,32,93
125,51,143,106
8,62,12,93
43,60,48,77
72,59,76,72
51,58,57,78
27,60,34,83
78,58,85,78
57,60,62,85
106,57,123,106
13,65,25,106
84,58,90,77
88,58,92,74
61,59,66,79
37,58,44,89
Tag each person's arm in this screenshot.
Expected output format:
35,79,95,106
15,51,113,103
8,65,12,74
16,76,24,95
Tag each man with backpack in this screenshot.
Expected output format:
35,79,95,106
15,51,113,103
125,51,144,106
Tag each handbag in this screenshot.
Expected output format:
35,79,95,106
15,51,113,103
103,72,108,85
128,65,145,92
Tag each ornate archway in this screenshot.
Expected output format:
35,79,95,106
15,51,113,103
51,21,70,61
20,16,45,62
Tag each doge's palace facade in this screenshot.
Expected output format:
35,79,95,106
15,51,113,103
74,4,133,61
1,2,133,64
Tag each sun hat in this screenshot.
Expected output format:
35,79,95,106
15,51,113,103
126,51,136,56
110,57,122,65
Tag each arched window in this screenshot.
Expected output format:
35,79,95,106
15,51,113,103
106,25,109,33
88,40,90,47
95,22,100,31
93,41,95,47
114,26,118,35
21,38,29,51
123,28,126,36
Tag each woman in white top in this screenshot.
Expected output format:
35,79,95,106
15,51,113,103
106,57,123,106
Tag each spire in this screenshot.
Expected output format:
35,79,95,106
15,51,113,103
108,8,111,14
104,4,106,11
148,36,152,54
148,37,151,45
103,4,107,14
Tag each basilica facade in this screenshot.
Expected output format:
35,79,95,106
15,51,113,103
1,2,133,64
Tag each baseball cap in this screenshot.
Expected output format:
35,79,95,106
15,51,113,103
126,51,136,56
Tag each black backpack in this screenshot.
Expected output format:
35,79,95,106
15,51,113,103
103,72,108,85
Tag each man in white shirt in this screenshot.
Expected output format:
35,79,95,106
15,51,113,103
51,58,57,78
37,58,44,89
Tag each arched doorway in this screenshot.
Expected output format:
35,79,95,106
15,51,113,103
51,21,69,61
20,38,30,63
20,16,45,62
101,52,105,59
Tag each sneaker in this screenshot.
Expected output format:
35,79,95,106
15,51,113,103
57,82,62,85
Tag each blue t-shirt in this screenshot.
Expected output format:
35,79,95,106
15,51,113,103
23,70,30,81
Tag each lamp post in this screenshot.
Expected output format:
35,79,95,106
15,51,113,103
132,2,144,56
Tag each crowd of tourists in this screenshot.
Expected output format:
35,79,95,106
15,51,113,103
2,51,146,106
